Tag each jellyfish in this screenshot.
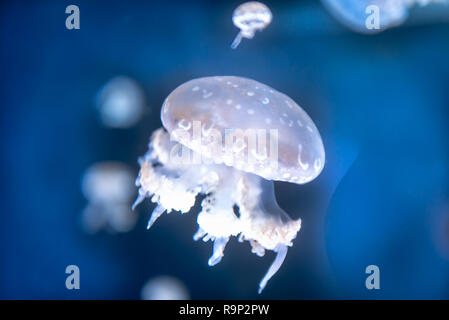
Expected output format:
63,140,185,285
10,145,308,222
81,162,138,233
134,76,325,293
95,76,146,128
322,0,448,33
231,2,272,49
141,276,190,300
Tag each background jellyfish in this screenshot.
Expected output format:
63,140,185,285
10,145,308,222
231,1,272,49
321,0,449,33
134,76,325,293
95,76,146,128
81,162,138,233
141,276,190,300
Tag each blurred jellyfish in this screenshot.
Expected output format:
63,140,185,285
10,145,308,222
96,76,146,128
231,2,272,49
134,76,325,293
82,162,135,203
321,0,448,33
141,276,190,300
81,162,137,233
82,203,137,234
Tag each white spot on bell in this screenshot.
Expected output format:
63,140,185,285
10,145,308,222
178,119,191,130
314,159,322,172
297,144,309,170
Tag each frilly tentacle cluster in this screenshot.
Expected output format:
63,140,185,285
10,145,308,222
134,128,301,293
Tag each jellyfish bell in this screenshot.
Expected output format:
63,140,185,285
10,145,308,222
82,162,135,204
141,276,190,300
161,76,325,183
81,162,138,233
231,2,272,49
134,76,325,293
82,202,137,234
96,76,146,128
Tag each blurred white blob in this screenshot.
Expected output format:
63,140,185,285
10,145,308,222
81,162,137,233
141,276,190,300
82,162,135,203
82,203,137,234
96,76,145,128
231,2,272,49
321,0,448,33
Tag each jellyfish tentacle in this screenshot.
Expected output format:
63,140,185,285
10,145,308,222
233,173,300,292
202,234,212,242
132,192,146,211
193,227,207,241
231,32,243,49
147,204,166,229
208,237,230,266
258,244,288,294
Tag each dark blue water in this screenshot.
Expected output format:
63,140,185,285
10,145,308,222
1,0,448,299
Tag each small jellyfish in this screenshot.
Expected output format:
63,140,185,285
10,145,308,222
134,76,325,293
322,0,448,33
231,2,272,49
96,76,146,128
141,276,190,300
81,162,137,233
82,203,137,234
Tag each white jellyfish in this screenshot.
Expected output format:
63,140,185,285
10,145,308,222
134,76,325,293
81,162,138,233
322,0,448,33
96,76,146,128
231,2,272,49
141,276,190,300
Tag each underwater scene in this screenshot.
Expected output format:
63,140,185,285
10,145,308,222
1,0,449,300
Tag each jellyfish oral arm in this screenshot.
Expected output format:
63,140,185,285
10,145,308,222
231,32,244,49
236,174,301,293
258,244,288,294
147,204,165,229
134,129,302,292
231,30,256,49
208,237,230,266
